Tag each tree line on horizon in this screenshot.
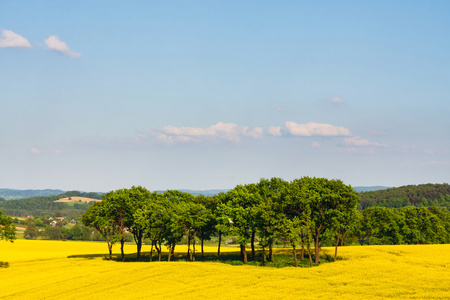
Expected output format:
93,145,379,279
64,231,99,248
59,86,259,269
358,183,450,210
2,180,450,268
81,178,450,267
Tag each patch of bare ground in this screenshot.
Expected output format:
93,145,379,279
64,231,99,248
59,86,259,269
55,197,101,203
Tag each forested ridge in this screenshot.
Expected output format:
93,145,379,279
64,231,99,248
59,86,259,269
358,183,450,210
0,191,102,217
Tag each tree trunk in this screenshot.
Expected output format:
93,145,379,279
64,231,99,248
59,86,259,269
307,242,313,268
108,242,113,260
120,237,125,262
186,230,190,261
251,230,256,261
167,245,172,262
136,231,143,262
314,231,321,264
306,229,313,267
262,246,266,266
269,243,273,262
240,244,244,261
301,239,305,261
201,237,204,257
292,244,298,267
334,232,340,261
217,231,222,256
192,232,196,261
154,240,161,262
172,244,176,259
158,242,162,262
240,244,247,264
150,243,154,262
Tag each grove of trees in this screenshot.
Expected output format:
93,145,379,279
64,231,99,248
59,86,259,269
82,177,360,267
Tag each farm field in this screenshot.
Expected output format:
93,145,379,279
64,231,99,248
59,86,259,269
55,197,101,203
0,240,449,299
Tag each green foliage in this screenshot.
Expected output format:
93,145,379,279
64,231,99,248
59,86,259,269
359,183,450,210
357,206,450,245
24,220,39,240
0,210,16,242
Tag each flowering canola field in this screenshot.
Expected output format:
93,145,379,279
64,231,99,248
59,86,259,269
0,240,449,299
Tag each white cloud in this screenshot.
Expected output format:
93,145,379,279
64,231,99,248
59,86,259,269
243,127,264,139
30,147,45,154
344,136,388,147
331,97,344,104
0,29,31,48
311,141,321,148
285,121,351,137
267,126,282,136
154,122,263,143
44,35,80,58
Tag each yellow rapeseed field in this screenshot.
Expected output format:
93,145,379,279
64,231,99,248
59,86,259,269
0,240,449,299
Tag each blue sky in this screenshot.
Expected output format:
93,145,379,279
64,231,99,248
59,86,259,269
1,1,449,192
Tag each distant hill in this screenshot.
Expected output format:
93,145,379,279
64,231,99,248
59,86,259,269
353,186,390,193
0,186,390,200
0,189,66,200
156,189,230,196
358,183,450,209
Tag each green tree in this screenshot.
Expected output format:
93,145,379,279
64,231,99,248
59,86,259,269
362,207,403,245
45,226,63,240
0,210,15,243
194,195,217,257
134,193,174,261
217,185,262,264
283,178,314,267
400,207,447,244
103,189,130,261
24,220,39,239
175,200,209,261
82,201,121,260
255,177,288,263
126,186,153,261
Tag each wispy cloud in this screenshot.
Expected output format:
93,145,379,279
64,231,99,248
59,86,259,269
267,126,282,136
44,35,80,58
371,130,387,136
30,147,63,155
421,160,450,167
423,148,449,155
331,97,344,104
111,121,388,152
141,122,264,144
285,121,351,137
30,147,46,154
343,136,388,147
0,29,31,48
